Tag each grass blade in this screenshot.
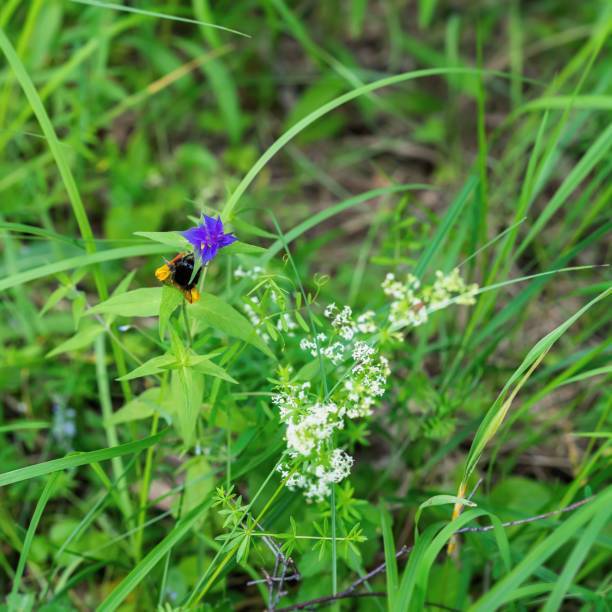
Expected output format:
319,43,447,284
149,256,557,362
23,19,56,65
413,175,478,278
95,497,214,612
463,285,612,483
469,488,611,611
70,0,249,37
380,506,399,609
0,26,107,300
0,244,169,292
0,430,168,487
9,473,60,603
542,506,612,612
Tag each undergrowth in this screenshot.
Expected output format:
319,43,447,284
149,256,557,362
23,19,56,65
1,1,611,611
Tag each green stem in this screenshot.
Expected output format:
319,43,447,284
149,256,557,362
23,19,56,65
95,336,134,538
182,301,193,347
331,484,338,598
226,407,231,489
190,264,209,339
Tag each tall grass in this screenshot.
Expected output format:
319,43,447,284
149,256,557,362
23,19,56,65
1,1,611,611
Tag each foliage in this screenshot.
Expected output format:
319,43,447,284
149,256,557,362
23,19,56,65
1,1,611,611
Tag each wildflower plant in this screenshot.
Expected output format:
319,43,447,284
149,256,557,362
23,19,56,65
274,304,390,501
382,268,478,331
265,266,479,503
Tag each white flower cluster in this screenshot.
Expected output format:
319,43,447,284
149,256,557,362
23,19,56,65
325,303,358,340
425,269,479,309
283,449,354,501
382,269,478,329
278,394,346,456
234,265,265,279
299,334,345,364
275,305,388,501
345,342,390,418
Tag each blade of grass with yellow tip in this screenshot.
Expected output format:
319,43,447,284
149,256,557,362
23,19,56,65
449,285,612,553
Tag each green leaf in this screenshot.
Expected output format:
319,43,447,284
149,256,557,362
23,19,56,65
222,241,266,256
173,457,215,524
295,311,309,332
463,286,612,483
169,325,188,364
0,26,108,302
265,320,278,341
0,221,80,247
159,285,184,340
9,473,60,602
413,175,478,278
189,355,238,384
230,218,276,239
5,593,34,612
397,523,442,606
542,503,611,612
412,508,489,610
0,421,49,435
414,495,476,536
40,268,88,316
516,122,612,258
106,269,138,327
47,325,105,357
490,476,551,520
294,358,322,382
116,354,176,381
72,294,86,329
520,94,612,113
88,288,162,317
236,534,250,564
189,293,275,358
111,269,137,296
171,368,203,449
104,388,160,426
133,231,188,249
70,0,249,37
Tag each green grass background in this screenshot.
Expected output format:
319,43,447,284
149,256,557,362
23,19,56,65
1,0,611,610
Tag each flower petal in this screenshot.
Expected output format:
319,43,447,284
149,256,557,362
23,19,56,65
181,226,205,244
220,233,237,247
181,215,236,265
203,214,218,235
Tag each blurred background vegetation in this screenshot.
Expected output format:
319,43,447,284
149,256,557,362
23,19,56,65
1,0,612,610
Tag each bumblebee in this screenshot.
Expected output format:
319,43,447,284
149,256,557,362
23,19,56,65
155,253,201,303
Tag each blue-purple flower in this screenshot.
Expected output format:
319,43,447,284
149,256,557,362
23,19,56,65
181,214,237,264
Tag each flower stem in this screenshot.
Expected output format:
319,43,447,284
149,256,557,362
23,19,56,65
331,483,338,600
182,301,192,347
